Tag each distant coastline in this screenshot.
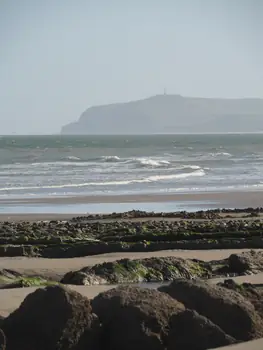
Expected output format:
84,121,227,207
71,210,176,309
61,94,263,135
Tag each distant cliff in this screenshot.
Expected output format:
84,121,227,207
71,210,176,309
61,95,263,134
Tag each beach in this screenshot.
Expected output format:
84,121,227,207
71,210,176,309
1,248,263,350
1,211,263,350
1,251,263,317
2,190,263,217
1,134,263,349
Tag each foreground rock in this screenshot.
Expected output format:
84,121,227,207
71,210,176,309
2,285,100,350
92,285,184,350
218,279,263,318
167,309,235,350
228,250,263,274
159,279,263,341
61,257,211,285
0,328,5,350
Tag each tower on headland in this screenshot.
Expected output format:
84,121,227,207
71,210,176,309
164,88,167,95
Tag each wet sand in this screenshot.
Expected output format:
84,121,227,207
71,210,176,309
1,190,263,207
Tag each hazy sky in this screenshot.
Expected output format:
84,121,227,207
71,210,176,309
0,0,262,134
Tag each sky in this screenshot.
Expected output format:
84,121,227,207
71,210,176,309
0,0,262,134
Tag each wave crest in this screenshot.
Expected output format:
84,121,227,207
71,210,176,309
133,158,171,168
101,156,121,162
0,169,205,192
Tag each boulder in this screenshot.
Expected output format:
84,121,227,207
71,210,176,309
92,285,185,350
167,309,236,350
2,285,100,350
218,279,263,318
159,279,263,341
228,250,263,274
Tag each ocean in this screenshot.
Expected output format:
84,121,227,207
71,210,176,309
0,134,263,201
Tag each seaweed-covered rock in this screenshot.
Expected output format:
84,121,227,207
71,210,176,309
92,285,184,350
218,279,263,318
159,279,263,341
61,257,210,285
2,285,100,350
167,309,236,350
228,250,263,274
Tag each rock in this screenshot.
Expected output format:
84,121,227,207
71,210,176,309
0,245,38,257
159,279,263,341
228,250,263,274
0,269,22,280
2,285,100,350
61,271,107,285
92,285,185,350
61,257,210,285
0,328,6,350
167,309,236,350
218,279,263,318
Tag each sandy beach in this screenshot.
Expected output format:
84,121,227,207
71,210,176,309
2,190,263,206
1,211,263,349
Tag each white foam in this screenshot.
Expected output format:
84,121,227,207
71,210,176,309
62,156,81,161
211,152,232,157
186,165,201,170
134,158,171,168
147,169,205,181
101,156,121,162
0,169,206,192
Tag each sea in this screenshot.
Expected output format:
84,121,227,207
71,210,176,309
0,134,263,214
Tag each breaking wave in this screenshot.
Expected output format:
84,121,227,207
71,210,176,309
0,169,205,192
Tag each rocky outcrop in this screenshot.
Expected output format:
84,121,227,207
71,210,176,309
2,285,100,350
1,215,263,258
217,279,263,318
92,285,184,350
61,257,211,285
228,250,263,274
159,279,263,341
167,309,235,350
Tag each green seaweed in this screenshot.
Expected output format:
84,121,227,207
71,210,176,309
15,276,58,287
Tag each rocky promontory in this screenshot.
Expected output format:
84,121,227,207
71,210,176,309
61,94,263,134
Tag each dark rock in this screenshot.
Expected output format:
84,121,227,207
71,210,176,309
92,285,184,350
167,309,236,350
0,269,22,280
218,279,263,318
228,250,263,274
2,285,100,350
0,245,38,257
0,328,6,350
159,278,263,341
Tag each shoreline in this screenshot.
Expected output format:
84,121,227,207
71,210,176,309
2,191,263,205
1,191,263,216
